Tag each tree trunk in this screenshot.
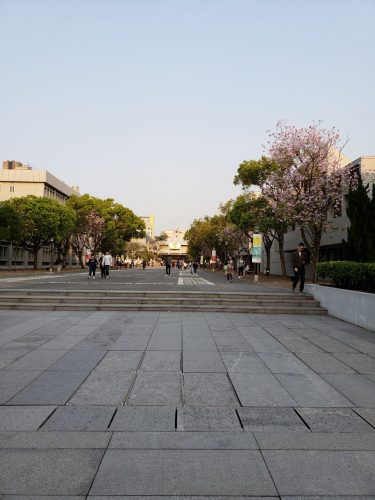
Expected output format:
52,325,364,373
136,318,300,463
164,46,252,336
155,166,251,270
33,245,38,270
262,234,273,273
301,225,323,283
276,229,287,277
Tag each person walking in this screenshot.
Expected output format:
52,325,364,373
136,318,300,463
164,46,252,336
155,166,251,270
193,261,198,274
142,259,146,270
238,256,244,279
87,255,98,279
165,257,171,276
99,255,105,278
102,252,112,278
291,242,306,293
226,257,234,283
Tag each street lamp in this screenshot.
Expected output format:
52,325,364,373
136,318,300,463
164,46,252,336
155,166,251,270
50,238,54,273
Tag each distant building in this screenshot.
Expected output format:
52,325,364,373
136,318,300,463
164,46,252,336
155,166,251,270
266,155,375,277
140,214,155,239
0,160,80,204
157,229,188,259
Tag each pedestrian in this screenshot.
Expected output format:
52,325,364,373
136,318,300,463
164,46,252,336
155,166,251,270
165,257,171,276
193,261,198,274
102,251,113,278
99,255,105,278
87,255,98,279
226,257,234,283
291,242,306,293
142,259,146,270
238,256,244,279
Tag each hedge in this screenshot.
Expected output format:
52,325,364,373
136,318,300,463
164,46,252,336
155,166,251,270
317,261,375,292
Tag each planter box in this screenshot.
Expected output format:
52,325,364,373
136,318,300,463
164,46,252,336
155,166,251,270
305,284,375,332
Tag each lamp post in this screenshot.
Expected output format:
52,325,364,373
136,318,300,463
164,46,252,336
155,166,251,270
50,238,54,273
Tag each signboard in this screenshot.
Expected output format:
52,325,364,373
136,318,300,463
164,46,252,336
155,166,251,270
168,242,181,251
211,248,216,257
252,233,262,263
200,255,204,265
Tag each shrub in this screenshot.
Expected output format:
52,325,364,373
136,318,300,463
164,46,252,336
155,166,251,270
317,261,375,292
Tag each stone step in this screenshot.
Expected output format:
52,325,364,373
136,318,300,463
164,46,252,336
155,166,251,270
0,301,327,314
0,289,315,300
0,295,321,307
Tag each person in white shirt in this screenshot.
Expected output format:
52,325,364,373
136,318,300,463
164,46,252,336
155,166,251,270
102,252,113,278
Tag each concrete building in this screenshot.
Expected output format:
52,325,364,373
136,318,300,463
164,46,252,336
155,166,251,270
0,160,80,269
0,160,79,204
265,156,375,277
140,215,155,239
157,229,188,260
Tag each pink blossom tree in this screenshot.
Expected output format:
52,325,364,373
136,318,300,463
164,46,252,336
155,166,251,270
263,121,355,282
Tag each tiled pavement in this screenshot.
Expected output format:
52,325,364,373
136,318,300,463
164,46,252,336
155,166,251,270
0,310,375,498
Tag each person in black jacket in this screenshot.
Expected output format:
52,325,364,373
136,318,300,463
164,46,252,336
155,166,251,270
291,242,306,293
87,255,98,280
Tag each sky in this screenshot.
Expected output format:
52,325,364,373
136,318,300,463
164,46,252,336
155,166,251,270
1,0,374,234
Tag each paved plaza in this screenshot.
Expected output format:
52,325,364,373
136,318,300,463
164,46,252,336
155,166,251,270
0,268,375,497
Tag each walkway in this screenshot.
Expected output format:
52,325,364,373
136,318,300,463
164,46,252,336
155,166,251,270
1,304,375,497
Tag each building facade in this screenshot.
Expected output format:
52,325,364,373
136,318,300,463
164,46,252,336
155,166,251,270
140,215,155,239
157,229,188,260
0,160,81,269
263,156,375,277
0,160,79,204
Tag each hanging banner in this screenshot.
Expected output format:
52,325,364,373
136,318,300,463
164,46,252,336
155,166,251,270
252,233,262,263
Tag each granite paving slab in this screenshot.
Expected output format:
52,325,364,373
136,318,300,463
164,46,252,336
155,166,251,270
262,450,375,495
3,348,67,371
0,449,104,495
296,408,375,432
7,370,90,405
0,348,31,369
41,405,116,430
333,353,375,374
0,430,110,448
243,335,290,353
127,372,181,405
321,374,375,407
229,373,297,406
275,373,353,407
220,352,270,373
258,352,313,374
109,406,176,431
68,371,135,405
353,408,375,428
255,431,375,450
0,405,56,430
89,449,278,496
184,373,239,406
182,336,219,352
94,350,143,371
0,370,43,404
177,407,241,431
110,336,151,350
47,349,105,372
295,352,356,374
238,407,308,432
147,335,182,350
183,351,225,372
141,350,181,371
109,431,258,449
277,338,323,353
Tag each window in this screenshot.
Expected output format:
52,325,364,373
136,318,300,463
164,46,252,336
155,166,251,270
9,185,15,193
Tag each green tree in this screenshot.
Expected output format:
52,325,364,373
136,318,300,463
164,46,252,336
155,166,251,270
7,196,75,269
233,161,288,276
0,203,21,241
67,194,145,266
345,172,375,262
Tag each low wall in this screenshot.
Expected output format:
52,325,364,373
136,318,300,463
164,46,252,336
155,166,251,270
305,284,375,332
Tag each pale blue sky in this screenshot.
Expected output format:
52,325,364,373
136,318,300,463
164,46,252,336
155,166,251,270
1,0,374,233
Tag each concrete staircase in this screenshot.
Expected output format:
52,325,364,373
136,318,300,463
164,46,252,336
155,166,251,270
0,289,326,314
